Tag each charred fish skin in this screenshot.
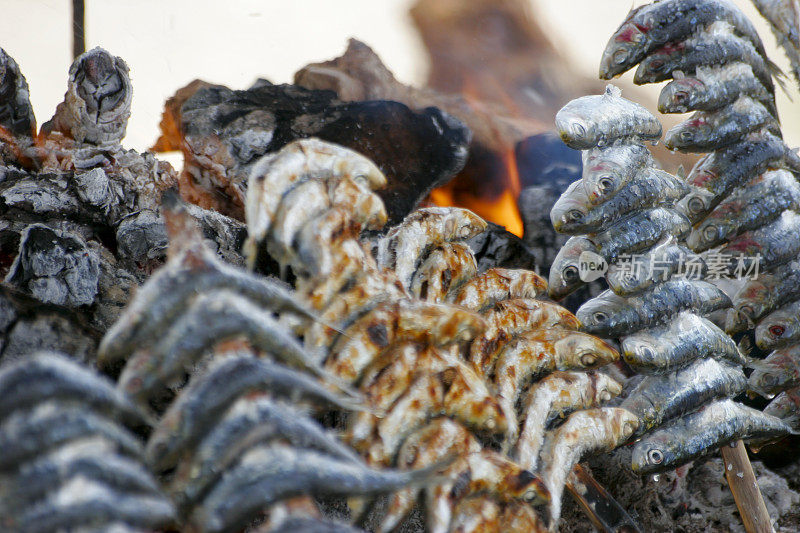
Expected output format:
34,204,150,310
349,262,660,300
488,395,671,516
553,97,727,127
410,243,478,303
591,207,691,263
548,236,596,300
515,371,623,471
726,259,800,334
664,96,780,152
558,170,688,235
621,358,747,434
0,47,36,138
622,312,745,373
555,85,662,150
755,299,800,351
40,47,132,145
0,403,143,471
720,210,800,272
658,63,776,115
448,267,548,312
600,0,769,80
192,443,444,533
578,280,731,338
170,395,361,508
0,352,148,428
145,353,365,474
633,22,777,90
687,170,800,252
631,399,795,474
582,142,656,206
747,345,800,398
606,236,706,296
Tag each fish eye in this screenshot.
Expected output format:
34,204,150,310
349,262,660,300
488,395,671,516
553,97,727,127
563,265,579,282
638,345,655,360
523,489,538,502
600,390,612,401
567,209,584,222
647,449,664,464
613,49,628,64
650,59,664,71
769,325,786,337
739,305,754,320
702,225,717,242
623,421,636,437
580,353,597,366
674,90,688,103
598,176,615,192
572,123,586,138
687,196,705,215
485,417,496,430
593,312,608,323
459,227,472,238
679,130,693,142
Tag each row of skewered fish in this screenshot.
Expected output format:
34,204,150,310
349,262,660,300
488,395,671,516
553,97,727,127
599,0,800,459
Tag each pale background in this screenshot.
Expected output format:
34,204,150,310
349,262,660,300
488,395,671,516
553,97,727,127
1,0,797,153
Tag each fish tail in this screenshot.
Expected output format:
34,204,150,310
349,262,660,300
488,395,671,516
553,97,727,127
402,454,459,487
768,58,794,100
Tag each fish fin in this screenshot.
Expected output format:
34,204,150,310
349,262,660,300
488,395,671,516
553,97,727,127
404,454,460,487
675,165,686,180
768,57,794,101
604,84,622,98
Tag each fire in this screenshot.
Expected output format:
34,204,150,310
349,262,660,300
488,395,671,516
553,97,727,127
430,146,524,237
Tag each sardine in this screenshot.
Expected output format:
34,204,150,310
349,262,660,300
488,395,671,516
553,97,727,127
376,207,487,287
548,236,596,300
582,142,655,205
678,132,800,222
470,299,581,373
170,395,361,508
763,387,800,428
554,85,661,150
623,312,744,373
10,477,176,533
747,344,800,397
556,170,688,234
550,179,593,234
0,352,148,428
577,281,731,337
98,244,319,370
755,299,800,351
442,361,509,438
752,0,800,86
658,63,776,115
600,0,768,79
410,243,478,302
245,138,386,267
0,403,143,470
590,208,691,263
726,259,800,334
379,418,482,533
664,96,779,152
0,439,160,513
449,496,501,533
515,371,622,471
539,408,639,527
41,47,132,145
688,170,800,252
622,358,746,434
499,501,547,533
606,236,706,296
631,399,794,473
632,21,777,90
117,290,334,404
192,443,445,533
294,207,361,277
325,300,485,383
448,267,548,312
719,210,800,272
145,353,365,474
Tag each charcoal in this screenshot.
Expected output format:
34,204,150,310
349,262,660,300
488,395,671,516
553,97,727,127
175,83,471,224
465,221,540,273
0,47,36,139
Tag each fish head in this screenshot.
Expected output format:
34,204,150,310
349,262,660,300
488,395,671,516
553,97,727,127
658,77,706,113
576,292,632,337
664,115,711,151
596,373,624,402
725,307,754,335
582,155,632,205
631,432,676,474
747,363,784,398
621,335,668,372
556,333,619,370
548,237,595,299
443,365,508,437
432,307,488,344
554,104,597,150
507,469,550,505
686,217,727,252
599,22,648,79
755,312,798,351
550,180,591,233
675,188,714,225
633,43,681,84
117,349,160,406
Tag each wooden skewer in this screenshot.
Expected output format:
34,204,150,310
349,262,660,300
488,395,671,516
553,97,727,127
721,440,775,533
567,463,642,533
